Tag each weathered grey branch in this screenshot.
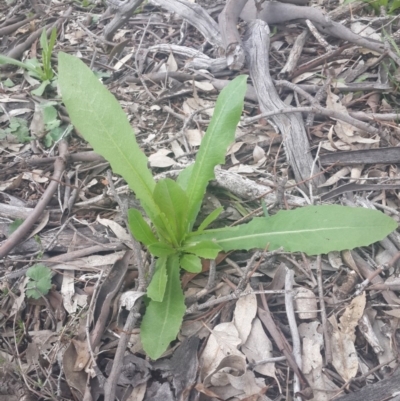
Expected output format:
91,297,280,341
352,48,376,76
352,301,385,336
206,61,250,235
218,0,249,70
243,20,325,191
103,0,146,42
149,0,222,47
240,1,400,65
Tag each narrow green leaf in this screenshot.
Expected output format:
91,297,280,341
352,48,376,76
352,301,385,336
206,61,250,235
185,76,247,227
153,178,189,243
148,242,176,257
57,53,160,222
128,208,158,246
180,254,202,273
40,28,48,53
187,206,397,256
48,28,57,54
182,240,222,259
141,254,186,359
197,207,224,232
147,257,167,302
0,55,34,72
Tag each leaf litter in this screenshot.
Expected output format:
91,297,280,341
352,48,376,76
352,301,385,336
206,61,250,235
1,0,400,400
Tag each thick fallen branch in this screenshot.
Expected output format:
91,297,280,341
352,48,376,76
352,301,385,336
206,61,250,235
243,106,381,136
240,1,400,66
243,20,325,190
0,141,68,259
149,0,222,47
103,0,146,42
6,8,72,60
219,0,248,70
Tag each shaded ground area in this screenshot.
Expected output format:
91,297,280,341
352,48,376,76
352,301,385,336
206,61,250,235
1,0,400,400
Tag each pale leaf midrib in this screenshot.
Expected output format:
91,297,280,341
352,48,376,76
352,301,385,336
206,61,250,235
212,225,380,244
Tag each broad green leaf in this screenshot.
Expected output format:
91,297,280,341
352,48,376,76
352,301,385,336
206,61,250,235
58,53,160,223
177,164,194,191
31,80,50,96
147,257,167,302
148,242,176,257
389,0,400,12
141,254,186,359
153,178,189,243
197,207,224,232
152,213,179,244
26,264,52,299
180,253,202,273
182,240,222,259
128,208,158,246
185,76,247,228
187,205,397,256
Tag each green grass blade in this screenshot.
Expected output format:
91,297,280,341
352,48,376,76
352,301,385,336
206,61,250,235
0,55,34,71
185,75,247,227
57,52,160,221
141,254,186,359
186,205,397,256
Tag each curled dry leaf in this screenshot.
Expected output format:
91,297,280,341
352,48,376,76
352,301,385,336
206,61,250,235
233,284,257,343
294,287,317,320
299,321,338,401
148,148,176,168
242,318,277,381
372,318,397,368
328,292,366,381
97,216,131,242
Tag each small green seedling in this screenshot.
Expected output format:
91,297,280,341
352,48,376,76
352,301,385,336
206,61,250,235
344,0,400,14
0,27,57,94
58,53,397,360
26,264,52,299
0,117,31,143
9,219,24,234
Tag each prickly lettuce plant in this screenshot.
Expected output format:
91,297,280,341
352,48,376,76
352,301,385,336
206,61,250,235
58,52,397,359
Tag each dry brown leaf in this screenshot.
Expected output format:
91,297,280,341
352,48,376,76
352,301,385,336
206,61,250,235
294,287,317,320
200,322,242,380
185,129,203,146
372,319,397,368
328,251,343,269
61,270,76,314
97,216,131,242
299,321,338,401
318,167,350,187
242,318,277,380
148,148,176,168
